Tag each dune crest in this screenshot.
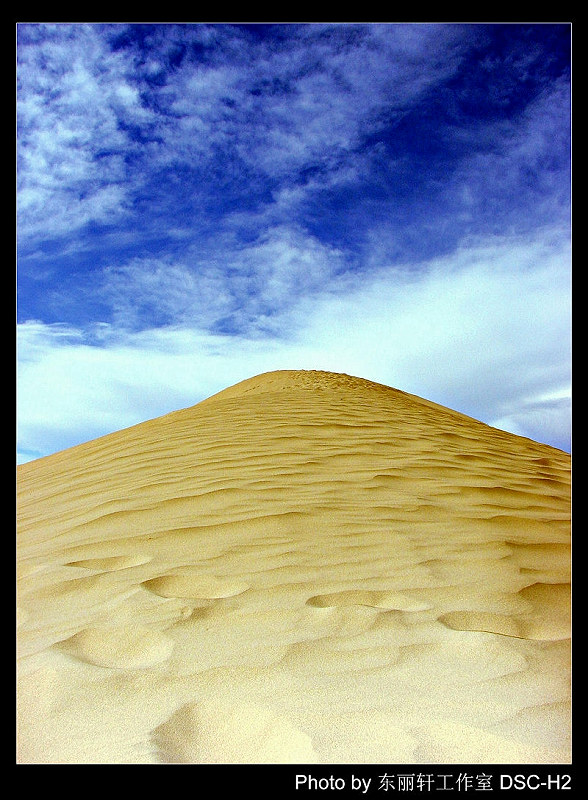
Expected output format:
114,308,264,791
17,370,571,764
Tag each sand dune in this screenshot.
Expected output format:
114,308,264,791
16,370,571,764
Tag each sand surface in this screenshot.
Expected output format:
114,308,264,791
16,370,571,764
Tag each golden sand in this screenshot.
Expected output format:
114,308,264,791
16,370,571,764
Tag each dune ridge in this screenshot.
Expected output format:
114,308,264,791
16,369,571,764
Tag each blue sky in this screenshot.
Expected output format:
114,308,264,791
17,23,571,463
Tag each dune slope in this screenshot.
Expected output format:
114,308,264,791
16,370,571,764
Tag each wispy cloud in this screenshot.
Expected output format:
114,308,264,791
97,224,345,335
16,24,468,247
17,25,146,240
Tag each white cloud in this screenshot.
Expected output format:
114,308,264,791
17,227,571,463
442,75,571,229
98,225,345,333
225,225,345,325
17,24,152,240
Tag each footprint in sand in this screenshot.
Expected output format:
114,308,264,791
438,583,570,641
57,624,174,669
153,699,316,763
65,555,152,571
306,589,431,612
142,572,249,600
439,611,524,639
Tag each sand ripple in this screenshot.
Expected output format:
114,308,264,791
59,625,175,669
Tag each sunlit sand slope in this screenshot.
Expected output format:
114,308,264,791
16,370,571,764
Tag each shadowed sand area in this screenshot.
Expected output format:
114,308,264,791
16,370,571,764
